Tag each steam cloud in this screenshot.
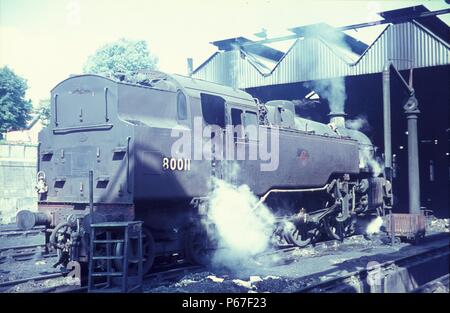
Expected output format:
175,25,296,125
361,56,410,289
204,171,276,268
366,216,384,235
310,78,347,113
346,115,371,132
303,24,351,114
360,147,384,177
349,116,383,177
291,98,320,110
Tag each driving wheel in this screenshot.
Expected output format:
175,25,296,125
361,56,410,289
113,227,156,275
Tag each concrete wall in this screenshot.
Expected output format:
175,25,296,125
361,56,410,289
5,118,44,144
0,142,37,224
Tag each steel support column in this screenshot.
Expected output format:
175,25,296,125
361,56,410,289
404,96,421,214
382,64,392,181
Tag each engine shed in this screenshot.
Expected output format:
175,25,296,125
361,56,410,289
192,5,450,218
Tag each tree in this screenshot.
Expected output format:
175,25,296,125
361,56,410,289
83,38,158,76
35,99,50,126
0,66,32,137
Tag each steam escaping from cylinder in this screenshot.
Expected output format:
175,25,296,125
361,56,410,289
366,216,384,235
345,115,383,177
204,177,276,268
360,148,384,177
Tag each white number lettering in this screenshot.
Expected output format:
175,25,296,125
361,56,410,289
163,157,169,169
170,158,177,170
177,158,184,170
163,158,191,171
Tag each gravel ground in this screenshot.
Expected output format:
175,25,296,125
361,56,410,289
0,225,67,292
144,232,449,293
0,217,448,293
1,276,80,293
427,216,449,234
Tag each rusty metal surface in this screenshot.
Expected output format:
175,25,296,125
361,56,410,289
386,213,426,237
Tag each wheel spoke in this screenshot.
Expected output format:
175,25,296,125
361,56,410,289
285,223,312,248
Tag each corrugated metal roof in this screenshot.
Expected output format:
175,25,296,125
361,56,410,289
211,36,284,61
193,20,449,89
289,23,369,55
379,5,450,45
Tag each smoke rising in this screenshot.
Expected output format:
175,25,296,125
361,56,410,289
302,24,352,114
204,174,276,268
310,78,347,113
346,115,371,132
291,98,320,110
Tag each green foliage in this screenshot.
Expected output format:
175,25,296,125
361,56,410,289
35,99,50,126
0,66,32,136
83,38,158,76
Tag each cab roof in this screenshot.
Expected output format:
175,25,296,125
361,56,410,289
52,71,256,106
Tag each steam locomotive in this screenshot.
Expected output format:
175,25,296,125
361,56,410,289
17,71,392,273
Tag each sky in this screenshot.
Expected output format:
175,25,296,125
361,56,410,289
0,0,449,107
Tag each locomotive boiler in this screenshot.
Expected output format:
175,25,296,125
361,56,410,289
17,71,392,273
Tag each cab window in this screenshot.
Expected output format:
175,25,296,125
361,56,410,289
201,93,225,128
177,91,187,120
244,111,258,140
231,108,243,139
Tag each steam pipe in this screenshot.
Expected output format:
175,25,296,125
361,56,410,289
382,61,413,180
383,61,421,214
255,184,330,209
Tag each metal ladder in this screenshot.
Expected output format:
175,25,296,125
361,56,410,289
88,221,143,293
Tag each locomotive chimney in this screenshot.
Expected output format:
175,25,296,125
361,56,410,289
328,111,347,128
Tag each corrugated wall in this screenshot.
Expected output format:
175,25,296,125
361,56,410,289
193,21,449,88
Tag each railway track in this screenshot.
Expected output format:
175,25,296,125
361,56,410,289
0,243,46,252
412,274,449,293
0,248,202,293
0,272,66,292
1,228,448,293
295,240,450,293
0,244,56,263
35,264,203,293
0,226,45,238
0,229,45,238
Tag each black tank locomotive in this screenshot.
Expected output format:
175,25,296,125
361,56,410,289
19,71,392,273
